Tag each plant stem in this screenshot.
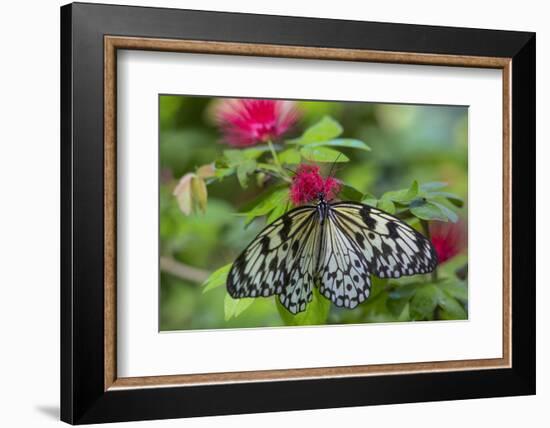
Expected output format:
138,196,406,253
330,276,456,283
256,168,292,183
160,256,210,283
420,219,438,282
267,140,288,178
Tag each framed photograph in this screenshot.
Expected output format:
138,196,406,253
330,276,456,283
60,2,535,424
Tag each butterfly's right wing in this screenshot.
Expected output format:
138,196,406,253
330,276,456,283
315,208,372,309
227,205,321,314
331,202,438,279
315,201,438,309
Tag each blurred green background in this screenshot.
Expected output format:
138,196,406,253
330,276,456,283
159,95,468,331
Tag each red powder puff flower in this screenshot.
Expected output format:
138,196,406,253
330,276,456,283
214,98,300,147
430,220,467,264
290,164,341,205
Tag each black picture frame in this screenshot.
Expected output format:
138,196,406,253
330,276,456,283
61,2,535,424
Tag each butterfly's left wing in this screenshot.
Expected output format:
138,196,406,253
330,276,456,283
329,202,438,280
227,205,321,314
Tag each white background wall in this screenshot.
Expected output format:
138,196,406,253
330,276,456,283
0,0,545,426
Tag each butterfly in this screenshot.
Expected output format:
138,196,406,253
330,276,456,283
227,193,438,315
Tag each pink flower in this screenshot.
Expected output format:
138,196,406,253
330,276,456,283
290,164,341,205
430,220,467,264
214,98,300,147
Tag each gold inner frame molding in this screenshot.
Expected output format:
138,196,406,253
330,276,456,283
104,35,512,391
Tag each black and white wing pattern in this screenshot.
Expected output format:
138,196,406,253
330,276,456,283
315,201,437,310
227,205,321,314
330,202,438,279
227,200,437,314
316,208,372,309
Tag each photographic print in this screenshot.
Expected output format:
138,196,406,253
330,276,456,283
160,96,468,331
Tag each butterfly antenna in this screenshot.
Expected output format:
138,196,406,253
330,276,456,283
327,152,343,178
284,166,297,176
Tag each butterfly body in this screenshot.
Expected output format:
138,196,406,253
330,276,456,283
227,196,438,314
314,192,330,225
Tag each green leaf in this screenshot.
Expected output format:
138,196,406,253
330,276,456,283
377,181,419,213
393,282,467,321
361,196,378,207
437,291,467,320
223,148,267,169
382,180,419,204
370,277,389,298
256,162,280,173
243,188,289,225
300,146,349,163
388,282,421,300
438,281,468,302
223,149,245,165
409,285,441,320
430,191,464,208
386,296,410,318
377,198,396,214
237,184,285,212
267,201,289,223
359,278,396,323
396,302,411,321
307,138,370,151
339,184,364,201
410,201,454,222
224,146,273,164
241,145,274,159
278,148,302,164
202,263,232,293
224,293,255,320
405,180,420,200
213,167,235,180
288,116,343,145
236,159,257,188
276,287,331,326
430,200,459,223
408,196,427,208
